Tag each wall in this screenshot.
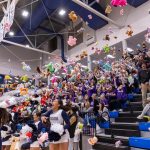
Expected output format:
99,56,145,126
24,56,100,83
66,0,150,59
0,45,41,77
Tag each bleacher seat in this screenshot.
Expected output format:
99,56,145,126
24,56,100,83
139,122,150,131
99,121,110,129
129,137,150,149
109,111,119,118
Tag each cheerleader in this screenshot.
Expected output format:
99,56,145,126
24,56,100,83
41,99,70,150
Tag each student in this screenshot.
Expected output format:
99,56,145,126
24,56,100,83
137,97,150,119
21,112,43,150
138,63,150,107
41,99,70,150
67,106,78,150
0,108,9,150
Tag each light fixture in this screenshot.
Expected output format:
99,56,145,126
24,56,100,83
9,31,14,36
22,10,29,17
59,9,66,16
40,57,42,60
25,44,30,48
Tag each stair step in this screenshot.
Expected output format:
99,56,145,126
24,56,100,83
124,106,143,111
130,102,142,107
97,135,129,146
111,122,139,130
105,128,140,137
93,142,130,150
119,111,142,117
115,117,139,123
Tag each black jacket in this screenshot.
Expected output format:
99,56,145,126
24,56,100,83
138,69,150,84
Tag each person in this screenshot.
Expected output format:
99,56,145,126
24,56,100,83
0,108,9,150
137,97,150,119
91,94,99,116
138,63,150,107
67,106,78,150
21,112,43,150
41,99,70,150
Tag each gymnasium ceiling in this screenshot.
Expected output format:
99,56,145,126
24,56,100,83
1,0,149,48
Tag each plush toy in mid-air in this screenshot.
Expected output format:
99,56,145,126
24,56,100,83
45,62,55,74
68,11,78,22
105,5,112,14
20,75,28,82
111,0,127,7
67,36,77,47
21,62,31,72
88,136,98,145
103,44,110,53
126,25,133,37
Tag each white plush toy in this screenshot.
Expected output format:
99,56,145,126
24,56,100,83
115,140,122,148
20,125,33,141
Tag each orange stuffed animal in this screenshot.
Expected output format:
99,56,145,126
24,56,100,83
68,11,78,22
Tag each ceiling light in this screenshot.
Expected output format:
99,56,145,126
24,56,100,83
25,44,30,48
9,31,14,36
22,10,29,17
59,9,66,16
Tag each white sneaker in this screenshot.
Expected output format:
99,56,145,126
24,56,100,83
119,109,123,112
137,115,143,119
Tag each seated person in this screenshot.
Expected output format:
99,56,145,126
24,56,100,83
137,97,150,119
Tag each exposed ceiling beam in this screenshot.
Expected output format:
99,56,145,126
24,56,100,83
72,0,123,28
2,39,56,56
14,19,35,48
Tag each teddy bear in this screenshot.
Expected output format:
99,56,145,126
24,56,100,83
68,11,78,22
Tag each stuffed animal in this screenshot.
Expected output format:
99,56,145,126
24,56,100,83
103,44,110,53
75,122,84,136
111,0,127,7
67,36,77,47
68,11,78,22
21,62,31,72
88,137,98,145
10,136,20,150
5,75,11,80
80,51,88,59
105,5,112,14
103,35,110,41
115,140,122,148
38,132,48,145
126,25,133,37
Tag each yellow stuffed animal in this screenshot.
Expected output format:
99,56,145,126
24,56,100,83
68,11,78,22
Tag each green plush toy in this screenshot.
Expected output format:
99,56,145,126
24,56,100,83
45,62,55,73
20,75,28,82
103,44,110,53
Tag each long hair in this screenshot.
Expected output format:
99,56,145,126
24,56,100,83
0,108,9,127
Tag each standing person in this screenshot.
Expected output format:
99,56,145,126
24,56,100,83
138,63,150,107
0,108,9,150
91,94,99,116
67,106,78,150
41,99,70,150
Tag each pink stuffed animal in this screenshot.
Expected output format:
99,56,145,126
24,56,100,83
67,36,77,46
38,132,48,145
111,0,127,7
